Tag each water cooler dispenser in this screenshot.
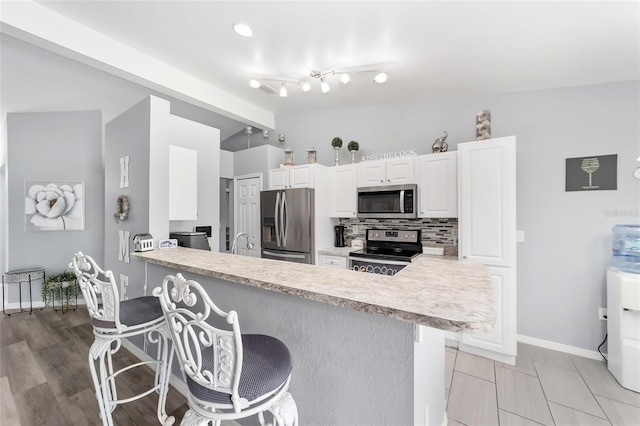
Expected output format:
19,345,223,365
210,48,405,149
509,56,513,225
607,224,640,393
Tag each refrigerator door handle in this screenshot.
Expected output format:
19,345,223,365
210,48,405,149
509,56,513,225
399,189,405,214
275,191,281,247
263,250,307,260
282,192,288,245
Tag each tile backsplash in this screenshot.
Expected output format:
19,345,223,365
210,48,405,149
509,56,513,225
338,218,458,256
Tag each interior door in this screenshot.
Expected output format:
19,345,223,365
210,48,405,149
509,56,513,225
234,175,262,257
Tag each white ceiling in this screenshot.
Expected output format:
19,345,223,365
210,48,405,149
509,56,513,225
34,1,639,116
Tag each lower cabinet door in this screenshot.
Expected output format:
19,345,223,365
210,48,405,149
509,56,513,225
460,266,516,363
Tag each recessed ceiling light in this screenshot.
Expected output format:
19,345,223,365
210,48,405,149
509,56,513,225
233,23,253,37
249,79,261,88
374,72,387,84
340,73,350,84
302,82,311,92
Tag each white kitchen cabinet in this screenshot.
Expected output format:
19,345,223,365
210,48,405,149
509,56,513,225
459,266,516,364
169,145,198,220
458,136,517,364
416,152,457,218
319,254,348,269
330,164,358,218
268,164,318,189
357,157,415,187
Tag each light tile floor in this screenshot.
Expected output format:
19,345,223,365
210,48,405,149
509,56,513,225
445,342,640,426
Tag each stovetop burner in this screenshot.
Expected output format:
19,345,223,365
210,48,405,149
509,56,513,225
349,228,422,262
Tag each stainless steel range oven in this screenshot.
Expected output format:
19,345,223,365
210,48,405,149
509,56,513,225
348,229,422,275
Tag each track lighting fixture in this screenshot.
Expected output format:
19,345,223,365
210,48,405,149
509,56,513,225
248,63,389,97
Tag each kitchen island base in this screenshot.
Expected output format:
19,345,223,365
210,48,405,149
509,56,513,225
142,263,446,426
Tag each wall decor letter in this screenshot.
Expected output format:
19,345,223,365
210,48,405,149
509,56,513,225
118,230,130,263
120,274,129,301
120,156,130,188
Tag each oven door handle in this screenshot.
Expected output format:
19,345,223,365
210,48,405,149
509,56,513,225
348,256,411,266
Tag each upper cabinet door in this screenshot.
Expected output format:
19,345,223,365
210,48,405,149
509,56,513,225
357,161,386,187
290,164,314,188
269,168,289,189
169,145,198,220
417,152,457,218
357,158,415,187
330,164,357,218
458,137,516,267
386,158,415,185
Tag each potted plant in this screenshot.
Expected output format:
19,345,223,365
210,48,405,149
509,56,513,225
331,137,343,165
347,140,359,163
41,270,79,311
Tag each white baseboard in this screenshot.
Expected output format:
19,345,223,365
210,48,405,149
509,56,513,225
517,334,605,361
3,299,86,310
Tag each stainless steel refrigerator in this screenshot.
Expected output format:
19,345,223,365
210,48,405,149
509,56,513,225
260,188,315,264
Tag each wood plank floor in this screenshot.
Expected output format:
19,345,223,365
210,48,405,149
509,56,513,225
0,306,189,425
2,306,639,425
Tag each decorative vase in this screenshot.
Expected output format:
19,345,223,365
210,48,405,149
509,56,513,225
307,147,317,164
350,150,357,164
334,146,341,166
284,148,293,165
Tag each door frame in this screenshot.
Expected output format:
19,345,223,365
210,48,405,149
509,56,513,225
233,173,263,255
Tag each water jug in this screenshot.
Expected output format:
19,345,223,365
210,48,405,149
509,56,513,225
612,224,640,274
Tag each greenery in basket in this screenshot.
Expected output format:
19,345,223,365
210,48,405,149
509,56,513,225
331,137,343,148
347,140,359,152
41,270,79,309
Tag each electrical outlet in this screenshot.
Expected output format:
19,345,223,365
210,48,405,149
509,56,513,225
599,307,607,320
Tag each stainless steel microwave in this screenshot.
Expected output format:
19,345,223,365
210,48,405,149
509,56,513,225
357,184,418,219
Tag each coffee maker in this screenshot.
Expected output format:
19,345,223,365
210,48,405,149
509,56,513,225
334,225,345,247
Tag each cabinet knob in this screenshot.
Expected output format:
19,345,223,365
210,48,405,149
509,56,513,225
463,256,467,259
380,179,384,183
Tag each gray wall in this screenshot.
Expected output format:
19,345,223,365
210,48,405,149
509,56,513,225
105,96,221,297
275,80,640,352
6,111,104,302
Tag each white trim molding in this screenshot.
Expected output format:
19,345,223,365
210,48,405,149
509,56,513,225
518,334,605,361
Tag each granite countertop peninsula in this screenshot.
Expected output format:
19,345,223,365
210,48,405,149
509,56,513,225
133,247,494,332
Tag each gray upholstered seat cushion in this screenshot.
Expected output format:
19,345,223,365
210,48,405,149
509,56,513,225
91,296,164,328
187,334,292,405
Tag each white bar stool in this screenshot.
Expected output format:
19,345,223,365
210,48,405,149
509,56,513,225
70,252,175,425
154,273,298,426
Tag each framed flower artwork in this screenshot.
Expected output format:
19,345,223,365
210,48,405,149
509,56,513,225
25,181,85,231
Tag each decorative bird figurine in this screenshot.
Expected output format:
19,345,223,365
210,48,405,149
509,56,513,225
432,131,449,153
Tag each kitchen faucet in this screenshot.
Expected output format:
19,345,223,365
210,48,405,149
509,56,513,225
231,232,254,254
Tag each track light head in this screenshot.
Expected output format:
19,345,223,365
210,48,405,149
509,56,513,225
340,73,350,84
374,72,388,83
302,82,311,92
279,83,288,97
249,79,261,88
320,77,330,93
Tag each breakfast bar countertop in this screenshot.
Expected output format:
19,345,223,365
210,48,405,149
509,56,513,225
133,247,494,332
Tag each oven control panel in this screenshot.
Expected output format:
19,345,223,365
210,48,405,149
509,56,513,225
366,229,419,243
